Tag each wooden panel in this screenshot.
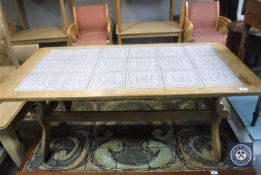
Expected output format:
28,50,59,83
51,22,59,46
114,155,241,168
116,21,182,35
0,43,260,102
11,27,67,45
245,0,261,30
47,110,223,122
0,102,25,129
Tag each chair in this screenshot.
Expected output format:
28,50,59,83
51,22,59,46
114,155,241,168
183,0,231,44
0,28,37,166
67,3,113,46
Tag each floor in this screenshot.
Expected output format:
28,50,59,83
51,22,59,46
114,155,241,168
225,97,261,174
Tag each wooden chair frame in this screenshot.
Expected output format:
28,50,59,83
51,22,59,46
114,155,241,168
183,0,231,42
67,3,113,46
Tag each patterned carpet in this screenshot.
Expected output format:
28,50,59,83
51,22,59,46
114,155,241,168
22,100,236,172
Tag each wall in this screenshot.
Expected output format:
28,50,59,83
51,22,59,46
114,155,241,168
1,0,182,29
237,0,244,21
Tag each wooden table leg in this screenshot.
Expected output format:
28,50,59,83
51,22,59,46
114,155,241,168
64,101,72,112
211,97,222,162
0,128,24,166
38,102,51,163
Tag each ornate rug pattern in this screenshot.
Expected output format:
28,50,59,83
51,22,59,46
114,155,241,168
23,100,235,172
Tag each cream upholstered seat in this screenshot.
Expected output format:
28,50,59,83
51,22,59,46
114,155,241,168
183,1,231,44
67,3,113,46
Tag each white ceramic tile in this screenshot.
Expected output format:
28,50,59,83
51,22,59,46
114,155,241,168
15,45,243,91
31,60,67,73
89,72,125,89
44,49,75,60
190,56,228,70
198,70,243,87
100,48,129,59
157,46,187,57
162,70,203,88
15,73,56,91
159,56,194,70
184,45,218,56
72,48,101,59
95,58,127,72
63,59,96,73
127,58,159,71
52,73,91,90
126,71,164,89
129,47,157,58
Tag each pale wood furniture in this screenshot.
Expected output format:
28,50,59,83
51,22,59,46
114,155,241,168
238,0,261,127
1,43,260,164
0,44,24,167
0,66,30,167
0,6,19,67
115,0,185,44
10,27,68,45
183,0,231,43
67,3,113,46
6,0,75,45
0,9,35,166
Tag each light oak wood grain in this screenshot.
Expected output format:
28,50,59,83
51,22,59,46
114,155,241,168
115,0,185,44
11,27,67,45
116,21,182,35
0,43,260,102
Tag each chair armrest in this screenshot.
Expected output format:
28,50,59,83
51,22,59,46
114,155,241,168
107,18,113,45
67,23,78,46
183,18,194,42
216,16,231,35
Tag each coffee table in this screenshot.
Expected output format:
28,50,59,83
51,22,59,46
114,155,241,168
1,43,260,163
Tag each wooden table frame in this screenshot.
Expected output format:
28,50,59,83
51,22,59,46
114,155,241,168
37,97,227,164
115,0,185,44
1,43,261,164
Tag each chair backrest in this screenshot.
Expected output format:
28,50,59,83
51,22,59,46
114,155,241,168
0,6,19,67
75,4,108,33
186,1,219,32
0,36,13,66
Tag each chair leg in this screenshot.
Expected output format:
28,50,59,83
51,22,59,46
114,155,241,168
251,96,261,127
178,34,182,43
0,129,24,167
117,36,122,45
